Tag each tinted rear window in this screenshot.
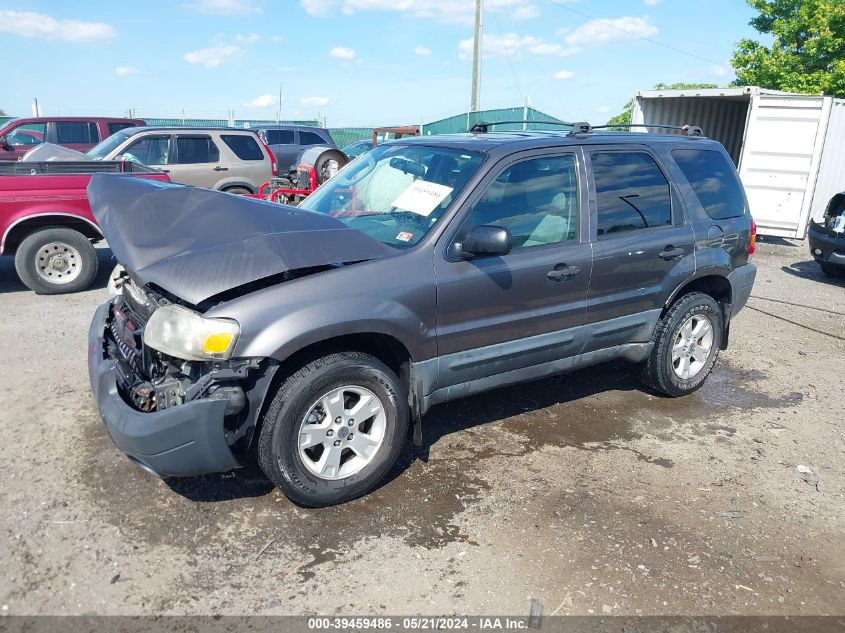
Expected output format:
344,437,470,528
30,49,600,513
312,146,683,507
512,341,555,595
108,122,137,135
56,121,98,144
265,129,295,144
300,130,326,145
221,134,263,160
175,136,219,163
672,149,746,219
592,151,671,236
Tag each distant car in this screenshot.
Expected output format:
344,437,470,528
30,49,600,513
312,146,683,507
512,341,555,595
342,139,376,159
86,127,276,193
0,117,145,161
252,125,336,172
808,191,845,277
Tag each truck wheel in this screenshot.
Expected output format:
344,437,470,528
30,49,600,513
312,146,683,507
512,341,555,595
643,292,723,397
14,227,98,295
819,261,844,278
258,351,409,507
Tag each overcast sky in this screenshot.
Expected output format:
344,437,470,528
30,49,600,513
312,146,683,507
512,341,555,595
2,0,761,126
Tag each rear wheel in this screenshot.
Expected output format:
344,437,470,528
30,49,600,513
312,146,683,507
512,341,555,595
223,186,253,195
643,292,723,397
14,227,98,294
258,351,409,507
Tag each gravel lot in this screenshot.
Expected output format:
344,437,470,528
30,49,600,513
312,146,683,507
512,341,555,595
0,239,842,617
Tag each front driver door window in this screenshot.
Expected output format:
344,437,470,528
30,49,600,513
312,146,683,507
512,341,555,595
4,123,46,159
466,154,579,249
121,135,171,166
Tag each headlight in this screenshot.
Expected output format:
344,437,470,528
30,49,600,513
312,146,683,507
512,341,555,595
143,304,239,361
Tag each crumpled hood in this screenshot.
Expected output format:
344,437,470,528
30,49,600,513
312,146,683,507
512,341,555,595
87,173,394,305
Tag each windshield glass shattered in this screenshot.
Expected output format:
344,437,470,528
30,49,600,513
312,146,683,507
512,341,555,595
298,144,484,248
87,130,133,160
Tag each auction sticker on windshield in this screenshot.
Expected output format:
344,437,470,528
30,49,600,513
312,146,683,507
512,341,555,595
392,180,454,217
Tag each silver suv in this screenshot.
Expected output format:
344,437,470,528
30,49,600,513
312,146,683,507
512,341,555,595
87,127,275,193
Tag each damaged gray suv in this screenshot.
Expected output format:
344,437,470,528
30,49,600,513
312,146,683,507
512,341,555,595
87,123,757,507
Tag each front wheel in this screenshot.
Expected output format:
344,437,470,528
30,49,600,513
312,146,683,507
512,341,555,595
14,227,98,294
643,292,723,397
257,352,409,507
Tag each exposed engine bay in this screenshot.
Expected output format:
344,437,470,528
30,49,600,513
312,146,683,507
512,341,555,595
102,274,277,451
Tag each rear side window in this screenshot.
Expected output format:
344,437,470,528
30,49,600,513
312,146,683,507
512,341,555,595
672,149,745,219
221,134,263,160
175,136,219,163
265,129,295,144
56,121,98,144
591,151,671,237
300,130,326,145
109,122,137,135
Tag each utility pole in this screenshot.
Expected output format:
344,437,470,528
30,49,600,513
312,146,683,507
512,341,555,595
470,0,483,112
277,82,282,125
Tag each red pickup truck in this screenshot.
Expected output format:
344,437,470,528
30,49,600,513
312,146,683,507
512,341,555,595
0,117,146,161
1,160,170,294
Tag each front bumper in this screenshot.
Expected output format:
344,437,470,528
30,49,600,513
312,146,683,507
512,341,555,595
727,262,757,318
87,301,241,478
808,221,845,268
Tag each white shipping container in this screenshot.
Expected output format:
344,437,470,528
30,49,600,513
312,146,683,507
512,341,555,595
630,86,845,238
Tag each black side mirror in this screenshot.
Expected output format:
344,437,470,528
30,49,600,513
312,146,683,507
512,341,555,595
0,136,11,150
460,225,512,259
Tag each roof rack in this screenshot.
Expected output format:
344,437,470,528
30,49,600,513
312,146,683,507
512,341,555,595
468,119,704,137
468,120,574,133
584,123,704,137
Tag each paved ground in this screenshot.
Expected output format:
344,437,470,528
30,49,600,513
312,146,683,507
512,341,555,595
0,239,842,617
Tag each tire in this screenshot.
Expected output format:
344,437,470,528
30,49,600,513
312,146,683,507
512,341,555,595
643,292,723,397
223,186,253,195
258,351,409,507
14,227,98,295
314,151,348,185
819,261,845,278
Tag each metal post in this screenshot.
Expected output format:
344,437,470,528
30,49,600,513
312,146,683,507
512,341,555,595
470,0,483,112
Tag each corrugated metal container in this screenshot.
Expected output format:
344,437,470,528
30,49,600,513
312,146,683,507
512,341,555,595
631,86,845,238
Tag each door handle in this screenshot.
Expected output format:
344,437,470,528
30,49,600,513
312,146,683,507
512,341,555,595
547,265,581,282
659,246,684,260
214,165,229,171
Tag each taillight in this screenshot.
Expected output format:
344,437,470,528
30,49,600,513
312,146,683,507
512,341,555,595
748,217,757,255
260,138,277,176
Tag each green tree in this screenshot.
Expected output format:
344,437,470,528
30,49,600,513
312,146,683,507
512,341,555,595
0,107,6,116
605,83,719,127
731,0,845,96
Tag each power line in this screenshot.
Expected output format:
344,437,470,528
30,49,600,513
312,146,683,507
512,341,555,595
541,0,730,70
